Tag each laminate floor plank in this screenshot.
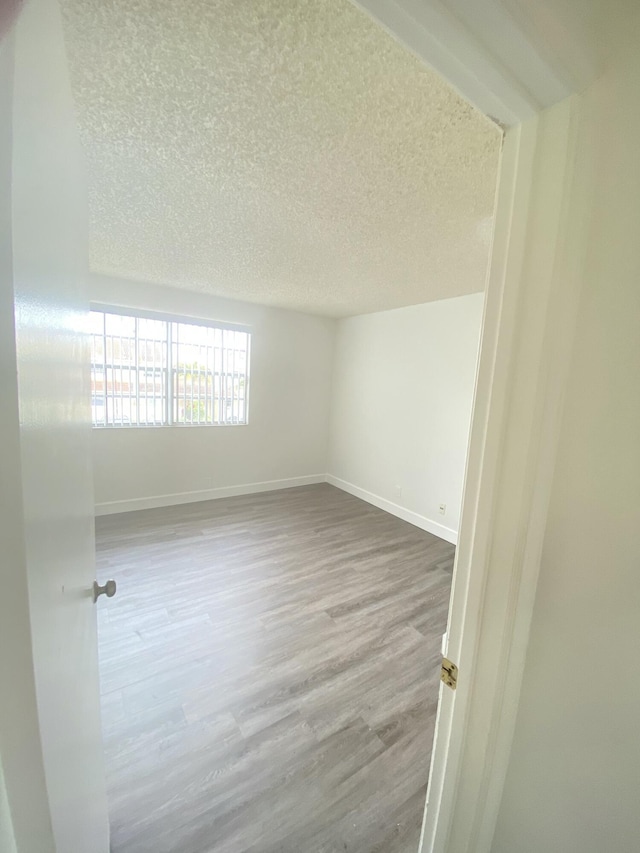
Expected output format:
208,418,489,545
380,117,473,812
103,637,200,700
96,483,453,853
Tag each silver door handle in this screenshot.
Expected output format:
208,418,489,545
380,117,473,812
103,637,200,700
93,579,117,603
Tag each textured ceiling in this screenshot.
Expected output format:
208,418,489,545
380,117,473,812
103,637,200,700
61,0,501,318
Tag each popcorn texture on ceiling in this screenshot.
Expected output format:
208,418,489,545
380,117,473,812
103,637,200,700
61,0,501,317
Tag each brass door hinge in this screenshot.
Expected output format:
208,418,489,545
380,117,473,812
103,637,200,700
441,657,458,690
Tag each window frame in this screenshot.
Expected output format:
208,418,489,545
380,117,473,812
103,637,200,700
89,303,251,429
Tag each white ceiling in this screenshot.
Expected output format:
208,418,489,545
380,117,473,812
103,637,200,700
61,0,501,318
355,0,638,127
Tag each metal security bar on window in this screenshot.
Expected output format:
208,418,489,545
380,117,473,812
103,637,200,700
172,322,249,425
90,312,167,427
90,309,250,428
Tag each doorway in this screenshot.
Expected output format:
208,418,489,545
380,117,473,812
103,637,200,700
3,0,536,844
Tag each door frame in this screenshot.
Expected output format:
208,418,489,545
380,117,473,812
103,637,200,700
421,94,594,852
353,2,595,851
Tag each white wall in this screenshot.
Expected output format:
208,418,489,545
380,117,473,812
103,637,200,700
90,274,336,513
491,12,640,852
327,294,484,543
91,278,482,539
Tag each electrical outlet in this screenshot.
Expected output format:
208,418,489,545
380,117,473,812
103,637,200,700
438,502,446,515
394,485,403,500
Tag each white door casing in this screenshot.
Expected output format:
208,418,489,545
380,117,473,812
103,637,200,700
420,93,598,852
349,2,610,851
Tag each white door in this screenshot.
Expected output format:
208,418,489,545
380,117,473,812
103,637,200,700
2,0,110,849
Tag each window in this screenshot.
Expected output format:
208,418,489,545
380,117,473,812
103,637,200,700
90,308,250,427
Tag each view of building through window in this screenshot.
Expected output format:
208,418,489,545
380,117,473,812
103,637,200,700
90,310,250,427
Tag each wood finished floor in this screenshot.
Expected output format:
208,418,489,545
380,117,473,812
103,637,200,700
95,484,454,853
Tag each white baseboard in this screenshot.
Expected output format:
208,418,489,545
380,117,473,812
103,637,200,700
325,474,458,544
96,474,459,544
94,474,326,516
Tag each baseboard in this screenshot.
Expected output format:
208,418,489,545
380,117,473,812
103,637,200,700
325,474,458,545
95,474,459,544
94,475,326,516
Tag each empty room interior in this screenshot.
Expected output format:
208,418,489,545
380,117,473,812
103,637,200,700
7,0,640,851
66,1,501,850
9,0,499,851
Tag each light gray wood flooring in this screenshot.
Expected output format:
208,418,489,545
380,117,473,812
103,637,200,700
95,483,454,853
